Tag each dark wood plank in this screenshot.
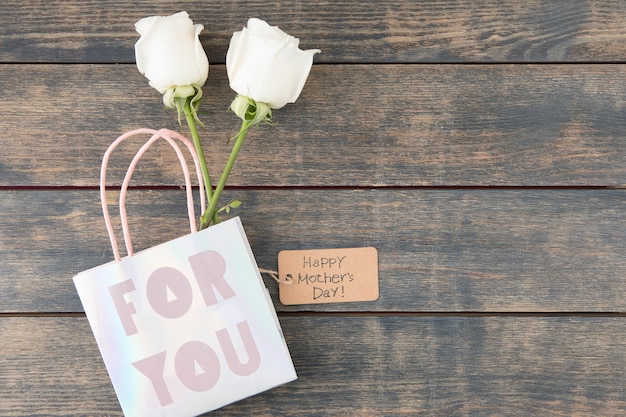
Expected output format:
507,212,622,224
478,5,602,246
2,315,626,416
2,188,624,313
6,1,625,416
1,0,625,63
2,64,625,187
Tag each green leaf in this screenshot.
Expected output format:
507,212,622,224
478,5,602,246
216,199,242,215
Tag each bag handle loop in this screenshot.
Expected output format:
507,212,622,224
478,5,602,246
100,128,206,262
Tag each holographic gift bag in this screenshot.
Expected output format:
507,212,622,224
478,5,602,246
73,129,297,417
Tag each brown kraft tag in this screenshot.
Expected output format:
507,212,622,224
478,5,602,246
278,247,379,305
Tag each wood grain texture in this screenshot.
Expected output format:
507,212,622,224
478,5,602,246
1,0,625,63
2,315,626,416
1,188,624,313
3,1,626,415
2,64,625,187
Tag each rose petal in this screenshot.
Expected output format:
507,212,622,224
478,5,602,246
135,11,209,94
226,18,319,108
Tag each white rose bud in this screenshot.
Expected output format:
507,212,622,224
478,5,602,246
226,18,320,110
134,11,209,107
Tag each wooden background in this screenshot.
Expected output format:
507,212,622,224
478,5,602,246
1,1,625,415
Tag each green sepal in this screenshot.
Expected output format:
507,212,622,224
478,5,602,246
166,84,204,126
230,95,272,126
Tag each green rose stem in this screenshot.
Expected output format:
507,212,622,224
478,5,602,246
181,98,219,229
200,96,272,228
201,118,253,228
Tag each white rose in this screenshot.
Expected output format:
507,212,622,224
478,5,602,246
134,11,209,98
226,18,320,109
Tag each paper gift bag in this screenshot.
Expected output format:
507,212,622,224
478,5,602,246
73,129,297,417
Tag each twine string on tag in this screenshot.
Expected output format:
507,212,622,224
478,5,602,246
259,268,292,285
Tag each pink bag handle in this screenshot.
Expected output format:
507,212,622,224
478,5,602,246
100,128,207,262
